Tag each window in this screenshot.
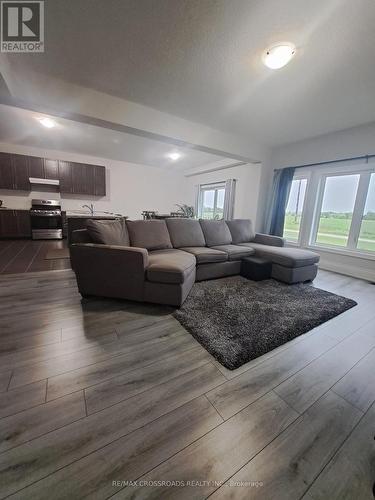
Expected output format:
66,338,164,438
315,174,360,248
283,178,307,242
282,163,375,256
357,173,375,252
198,183,226,219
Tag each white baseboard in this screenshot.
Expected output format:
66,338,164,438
318,260,375,283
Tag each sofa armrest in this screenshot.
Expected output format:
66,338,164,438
70,243,149,300
253,233,285,247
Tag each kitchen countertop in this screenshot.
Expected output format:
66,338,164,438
65,211,123,219
0,207,28,211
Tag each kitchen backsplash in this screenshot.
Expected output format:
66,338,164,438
0,190,115,213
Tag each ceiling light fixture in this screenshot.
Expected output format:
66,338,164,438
262,43,296,69
168,152,181,161
37,117,57,128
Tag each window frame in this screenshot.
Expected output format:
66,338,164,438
283,173,310,246
197,182,226,220
310,168,373,252
283,160,375,260
310,170,361,250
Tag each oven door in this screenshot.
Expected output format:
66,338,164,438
31,214,63,239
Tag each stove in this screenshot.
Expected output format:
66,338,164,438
30,199,63,240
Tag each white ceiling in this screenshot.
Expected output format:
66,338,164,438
0,105,227,170
1,0,375,147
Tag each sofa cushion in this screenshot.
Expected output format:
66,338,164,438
86,218,130,246
199,219,232,246
147,249,196,284
211,244,255,261
166,218,206,248
226,219,255,244
126,220,172,251
240,243,320,268
180,246,228,264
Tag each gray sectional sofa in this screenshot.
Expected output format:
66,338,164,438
70,218,320,306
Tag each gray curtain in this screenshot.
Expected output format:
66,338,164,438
265,167,295,236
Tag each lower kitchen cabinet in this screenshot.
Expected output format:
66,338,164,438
0,210,31,238
16,211,32,238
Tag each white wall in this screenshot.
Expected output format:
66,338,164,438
270,122,375,169
185,163,262,224
0,143,188,219
260,122,375,281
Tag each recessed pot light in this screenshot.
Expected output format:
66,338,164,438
262,43,296,69
168,152,181,161
37,117,57,128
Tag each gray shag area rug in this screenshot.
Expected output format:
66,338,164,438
173,276,357,370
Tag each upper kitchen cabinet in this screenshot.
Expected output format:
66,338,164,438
0,153,29,190
28,156,45,178
70,162,105,196
0,153,13,189
58,160,73,193
29,156,58,181
44,159,59,179
0,152,106,196
12,155,30,190
82,164,95,195
94,165,106,196
71,162,86,195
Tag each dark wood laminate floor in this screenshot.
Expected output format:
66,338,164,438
0,239,71,274
0,267,374,499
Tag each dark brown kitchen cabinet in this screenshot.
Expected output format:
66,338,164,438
28,156,45,178
64,162,105,196
0,210,18,237
0,153,13,189
72,163,86,195
15,210,31,237
0,210,31,238
44,159,59,179
83,164,95,195
0,154,29,190
94,165,106,196
0,152,106,196
12,155,30,190
58,161,73,193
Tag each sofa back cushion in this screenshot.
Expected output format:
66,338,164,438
226,219,255,244
71,229,93,244
166,218,206,248
199,219,232,246
86,218,130,246
126,220,173,250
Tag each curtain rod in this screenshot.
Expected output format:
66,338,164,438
274,153,375,171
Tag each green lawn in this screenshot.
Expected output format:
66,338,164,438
201,208,224,219
283,214,375,252
283,214,302,242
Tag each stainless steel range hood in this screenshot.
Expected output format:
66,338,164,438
29,177,60,186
